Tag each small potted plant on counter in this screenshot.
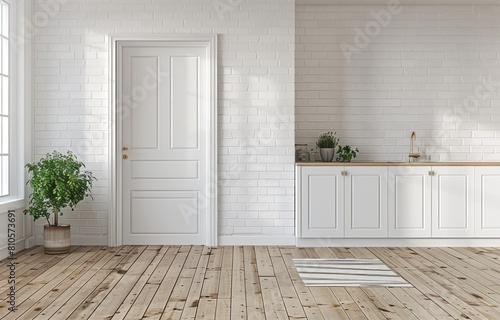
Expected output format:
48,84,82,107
336,145,359,162
24,151,96,254
316,132,339,162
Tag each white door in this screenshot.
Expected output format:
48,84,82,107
345,167,388,238
432,167,474,237
475,167,500,237
388,166,432,237
299,166,344,238
117,40,215,245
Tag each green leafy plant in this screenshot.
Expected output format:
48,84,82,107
336,145,359,162
24,151,97,226
316,132,339,149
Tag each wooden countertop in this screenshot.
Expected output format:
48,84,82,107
296,162,500,166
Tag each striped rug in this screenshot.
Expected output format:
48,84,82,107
293,258,412,287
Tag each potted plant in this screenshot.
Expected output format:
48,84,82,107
316,132,339,162
336,145,359,162
24,151,96,254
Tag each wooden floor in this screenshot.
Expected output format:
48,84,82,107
1,246,500,319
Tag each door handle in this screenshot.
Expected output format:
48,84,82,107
122,146,129,160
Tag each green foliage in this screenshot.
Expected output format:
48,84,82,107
336,145,359,162
316,132,339,149
23,151,96,226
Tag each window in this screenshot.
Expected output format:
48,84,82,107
0,0,25,210
0,0,9,197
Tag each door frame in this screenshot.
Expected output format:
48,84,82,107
108,35,218,247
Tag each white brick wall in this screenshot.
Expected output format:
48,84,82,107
296,4,500,162
33,2,500,245
33,0,295,243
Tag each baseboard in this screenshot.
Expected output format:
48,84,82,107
31,235,294,247
35,235,108,246
218,235,296,246
296,237,500,247
0,238,27,260
71,236,108,246
13,235,500,249
24,236,36,249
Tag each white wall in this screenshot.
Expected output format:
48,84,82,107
296,4,500,162
33,0,295,245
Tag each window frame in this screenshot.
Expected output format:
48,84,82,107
0,0,29,211
0,0,11,198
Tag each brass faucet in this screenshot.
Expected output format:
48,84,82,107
409,131,420,162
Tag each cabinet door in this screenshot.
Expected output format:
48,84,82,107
298,166,344,238
345,167,388,238
475,167,500,237
388,166,432,237
432,167,474,237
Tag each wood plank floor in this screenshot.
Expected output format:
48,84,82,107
1,246,500,319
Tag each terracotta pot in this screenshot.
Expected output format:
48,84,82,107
43,225,70,254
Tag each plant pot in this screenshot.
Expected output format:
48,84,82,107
319,148,335,162
43,225,70,254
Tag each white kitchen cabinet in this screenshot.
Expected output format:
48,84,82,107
297,164,500,242
475,167,500,237
345,167,388,238
388,166,432,237
432,167,474,237
297,166,387,238
297,166,344,238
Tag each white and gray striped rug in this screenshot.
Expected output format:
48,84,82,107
293,258,412,287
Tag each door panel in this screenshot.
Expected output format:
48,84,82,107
345,167,388,238
131,161,198,179
475,167,500,237
300,167,344,238
130,191,198,234
119,42,210,245
130,56,159,149
171,56,199,149
432,167,474,237
388,167,432,237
